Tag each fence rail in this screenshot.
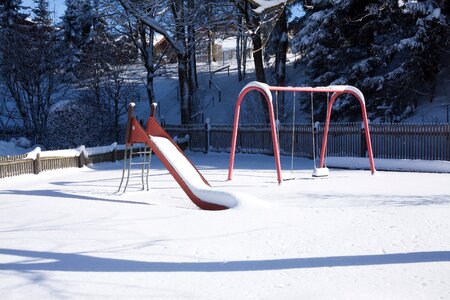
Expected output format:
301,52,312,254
0,146,126,179
1,123,449,178
165,122,450,161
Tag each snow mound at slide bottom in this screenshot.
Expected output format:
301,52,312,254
150,135,264,209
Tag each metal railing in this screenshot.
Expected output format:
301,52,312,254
208,65,230,102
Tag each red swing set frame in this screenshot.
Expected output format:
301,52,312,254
228,82,376,184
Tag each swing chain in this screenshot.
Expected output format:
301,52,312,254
311,92,318,168
290,92,296,173
323,92,330,167
275,91,280,143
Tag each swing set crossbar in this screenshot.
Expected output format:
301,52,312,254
228,82,376,185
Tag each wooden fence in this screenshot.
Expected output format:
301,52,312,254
165,123,450,161
1,122,449,179
0,147,126,179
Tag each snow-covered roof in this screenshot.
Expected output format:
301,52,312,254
250,0,288,13
220,37,237,51
153,33,165,46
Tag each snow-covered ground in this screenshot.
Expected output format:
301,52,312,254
1,152,449,299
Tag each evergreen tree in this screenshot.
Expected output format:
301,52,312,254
61,0,93,78
292,0,449,122
0,0,28,28
32,0,52,26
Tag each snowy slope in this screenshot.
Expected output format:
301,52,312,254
1,152,449,299
132,54,311,125
403,51,450,123
203,58,312,124
0,139,34,156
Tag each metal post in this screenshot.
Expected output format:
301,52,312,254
116,147,128,193
228,84,282,184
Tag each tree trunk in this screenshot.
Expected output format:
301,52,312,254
236,14,243,81
250,19,269,121
172,0,193,124
145,34,156,107
139,23,157,107
251,33,266,83
207,2,214,71
242,34,247,79
245,1,265,83
114,92,120,142
146,73,156,106
274,8,288,120
178,53,191,124
188,0,198,89
240,1,268,120
173,0,189,123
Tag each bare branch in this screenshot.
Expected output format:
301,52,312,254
116,0,182,54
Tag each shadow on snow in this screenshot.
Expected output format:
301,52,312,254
0,189,150,206
1,248,449,273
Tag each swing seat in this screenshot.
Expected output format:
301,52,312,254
312,167,329,177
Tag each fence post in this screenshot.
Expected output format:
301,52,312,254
360,125,367,157
205,118,210,154
447,124,450,161
78,151,85,168
112,147,118,162
33,153,41,175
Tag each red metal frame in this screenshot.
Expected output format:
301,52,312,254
228,82,376,183
228,82,282,184
126,104,228,211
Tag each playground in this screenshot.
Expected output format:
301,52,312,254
1,82,450,299
117,82,377,210
1,150,450,298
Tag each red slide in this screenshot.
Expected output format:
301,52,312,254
125,105,229,211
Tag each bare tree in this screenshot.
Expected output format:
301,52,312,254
117,0,200,124
234,0,266,83
103,63,137,142
114,0,168,108
236,12,249,81
0,22,67,143
265,5,288,119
